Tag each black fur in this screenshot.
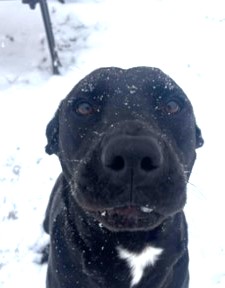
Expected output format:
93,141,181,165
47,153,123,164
44,67,203,288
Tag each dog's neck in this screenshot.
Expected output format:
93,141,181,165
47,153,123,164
63,191,187,288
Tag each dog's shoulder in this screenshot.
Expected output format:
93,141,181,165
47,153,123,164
43,173,67,234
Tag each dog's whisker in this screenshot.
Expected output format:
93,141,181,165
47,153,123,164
187,182,207,200
66,159,83,164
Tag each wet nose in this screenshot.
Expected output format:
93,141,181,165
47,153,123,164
101,135,163,182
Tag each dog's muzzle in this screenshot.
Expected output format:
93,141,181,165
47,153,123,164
86,134,166,231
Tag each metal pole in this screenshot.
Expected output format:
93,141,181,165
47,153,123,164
38,0,61,74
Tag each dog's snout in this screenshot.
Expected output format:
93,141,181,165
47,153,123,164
101,136,163,181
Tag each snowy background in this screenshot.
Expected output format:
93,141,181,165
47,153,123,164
0,0,225,287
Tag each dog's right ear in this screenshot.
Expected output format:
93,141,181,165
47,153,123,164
45,110,59,155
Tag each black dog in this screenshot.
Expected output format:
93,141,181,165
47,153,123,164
44,67,203,288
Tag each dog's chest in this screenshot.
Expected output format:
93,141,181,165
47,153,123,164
117,245,163,287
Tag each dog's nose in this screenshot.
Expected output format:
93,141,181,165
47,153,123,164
101,135,163,182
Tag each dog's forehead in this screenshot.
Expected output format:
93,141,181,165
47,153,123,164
69,67,186,102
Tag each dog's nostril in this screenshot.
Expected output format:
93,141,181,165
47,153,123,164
108,156,125,171
140,157,157,172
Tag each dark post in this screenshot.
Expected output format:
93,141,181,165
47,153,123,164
38,0,61,74
22,0,61,74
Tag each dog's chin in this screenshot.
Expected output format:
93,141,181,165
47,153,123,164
87,205,165,232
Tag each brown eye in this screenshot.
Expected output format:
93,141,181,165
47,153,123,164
163,100,181,115
76,102,95,116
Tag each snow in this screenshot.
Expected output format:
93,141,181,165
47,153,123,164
0,0,225,287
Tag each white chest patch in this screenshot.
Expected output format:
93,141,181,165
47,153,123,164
117,245,163,287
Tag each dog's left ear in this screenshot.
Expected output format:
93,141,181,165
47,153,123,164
195,125,204,148
45,110,60,155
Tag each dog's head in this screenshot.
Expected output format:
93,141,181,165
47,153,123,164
46,67,203,232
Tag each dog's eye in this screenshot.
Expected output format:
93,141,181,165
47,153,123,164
76,102,95,116
163,100,181,115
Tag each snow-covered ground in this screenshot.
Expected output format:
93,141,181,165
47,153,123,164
0,0,225,287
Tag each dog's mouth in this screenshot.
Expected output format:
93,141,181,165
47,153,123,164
87,205,164,232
